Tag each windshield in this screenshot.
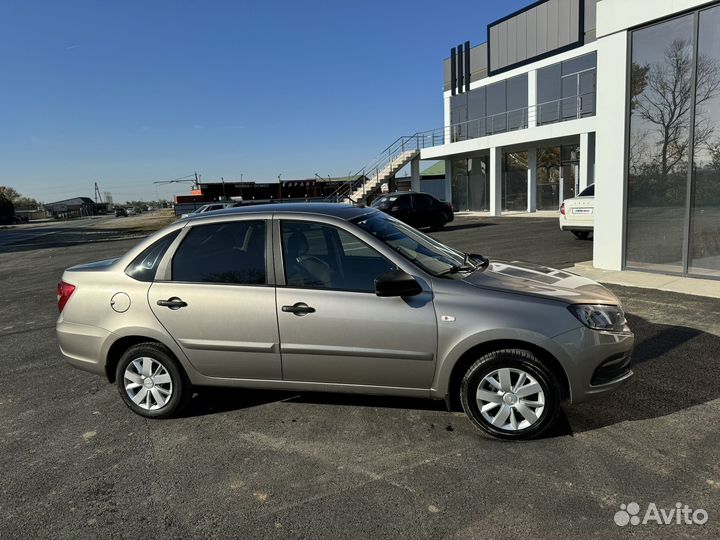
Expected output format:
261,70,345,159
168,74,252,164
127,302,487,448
353,213,469,276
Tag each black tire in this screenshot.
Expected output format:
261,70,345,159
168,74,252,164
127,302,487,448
460,349,561,440
429,213,447,231
116,342,191,419
572,231,590,240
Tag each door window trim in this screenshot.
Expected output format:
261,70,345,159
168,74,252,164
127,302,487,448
274,218,398,294
154,217,275,286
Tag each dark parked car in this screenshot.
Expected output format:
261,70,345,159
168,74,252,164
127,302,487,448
115,207,128,217
371,192,454,230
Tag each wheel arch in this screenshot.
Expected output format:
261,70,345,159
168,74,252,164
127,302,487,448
440,339,570,410
103,329,191,383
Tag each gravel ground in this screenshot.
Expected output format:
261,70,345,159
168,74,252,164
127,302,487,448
0,213,718,539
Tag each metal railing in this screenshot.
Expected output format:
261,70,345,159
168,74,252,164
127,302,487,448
417,91,596,146
324,92,594,204
323,134,437,203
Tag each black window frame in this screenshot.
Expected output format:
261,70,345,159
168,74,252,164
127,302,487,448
278,219,397,294
168,219,269,286
125,229,181,282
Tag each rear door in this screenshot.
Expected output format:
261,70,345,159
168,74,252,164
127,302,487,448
274,218,438,389
393,194,415,226
412,194,433,227
148,217,282,379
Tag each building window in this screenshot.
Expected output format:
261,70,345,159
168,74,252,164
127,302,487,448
451,74,528,140
626,12,703,274
503,152,528,211
451,157,489,211
537,52,596,125
537,147,561,211
689,5,720,277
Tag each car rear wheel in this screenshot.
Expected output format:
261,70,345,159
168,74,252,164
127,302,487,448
430,214,447,231
572,231,590,240
116,342,191,419
460,349,561,440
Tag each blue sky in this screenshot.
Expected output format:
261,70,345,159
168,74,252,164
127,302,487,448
0,0,529,203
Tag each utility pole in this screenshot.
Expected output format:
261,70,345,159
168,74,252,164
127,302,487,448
221,177,226,200
278,174,282,199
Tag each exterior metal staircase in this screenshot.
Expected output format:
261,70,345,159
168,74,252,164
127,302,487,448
324,134,436,205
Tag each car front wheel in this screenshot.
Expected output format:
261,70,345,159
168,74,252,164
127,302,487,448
116,342,191,419
460,349,561,440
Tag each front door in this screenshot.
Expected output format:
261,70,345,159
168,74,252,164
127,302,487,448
275,219,438,389
148,218,282,379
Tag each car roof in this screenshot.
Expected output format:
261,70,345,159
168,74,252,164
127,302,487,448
379,191,431,197
185,202,377,222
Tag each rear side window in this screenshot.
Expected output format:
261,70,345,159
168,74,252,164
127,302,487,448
413,194,431,210
125,230,181,282
172,220,266,284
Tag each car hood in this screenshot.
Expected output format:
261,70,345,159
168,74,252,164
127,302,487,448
461,259,620,305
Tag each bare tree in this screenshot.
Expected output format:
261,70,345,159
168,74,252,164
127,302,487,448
633,39,720,180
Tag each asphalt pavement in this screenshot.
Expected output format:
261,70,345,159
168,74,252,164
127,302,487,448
0,214,718,539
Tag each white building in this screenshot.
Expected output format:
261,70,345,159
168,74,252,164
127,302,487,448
416,0,720,280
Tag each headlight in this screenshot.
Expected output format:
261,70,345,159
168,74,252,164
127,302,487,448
568,304,627,332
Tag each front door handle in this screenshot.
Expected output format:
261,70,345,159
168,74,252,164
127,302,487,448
157,297,188,310
282,302,315,316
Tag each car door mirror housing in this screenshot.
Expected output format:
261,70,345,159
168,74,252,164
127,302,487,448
374,270,422,297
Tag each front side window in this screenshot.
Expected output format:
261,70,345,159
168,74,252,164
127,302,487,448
353,213,466,276
171,220,266,284
370,194,399,209
281,221,396,292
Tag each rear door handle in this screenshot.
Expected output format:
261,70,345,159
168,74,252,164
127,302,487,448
281,303,315,316
157,297,187,310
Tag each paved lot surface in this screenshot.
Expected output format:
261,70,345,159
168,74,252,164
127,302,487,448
1,214,718,539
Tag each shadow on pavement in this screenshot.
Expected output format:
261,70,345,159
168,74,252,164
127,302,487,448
182,313,720,439
439,222,497,232
0,226,149,253
564,313,720,434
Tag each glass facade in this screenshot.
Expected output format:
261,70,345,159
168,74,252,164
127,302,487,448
535,145,580,210
451,157,489,211
503,152,528,211
536,147,561,210
449,74,528,141
537,52,596,125
689,6,720,276
626,6,720,277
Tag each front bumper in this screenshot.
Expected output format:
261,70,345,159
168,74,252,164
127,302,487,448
544,325,634,404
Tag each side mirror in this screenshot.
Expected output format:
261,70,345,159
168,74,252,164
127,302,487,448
374,269,422,298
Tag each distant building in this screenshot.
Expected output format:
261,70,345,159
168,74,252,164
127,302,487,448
176,177,367,205
396,162,447,200
45,197,103,218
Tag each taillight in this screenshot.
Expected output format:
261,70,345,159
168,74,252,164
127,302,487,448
57,280,76,312
560,202,565,216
